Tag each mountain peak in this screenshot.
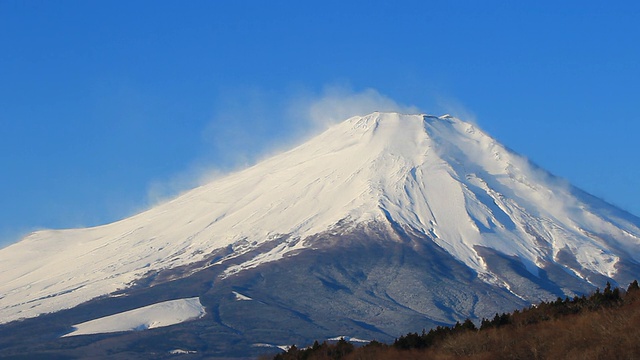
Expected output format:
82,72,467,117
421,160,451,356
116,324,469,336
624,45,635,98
344,112,463,139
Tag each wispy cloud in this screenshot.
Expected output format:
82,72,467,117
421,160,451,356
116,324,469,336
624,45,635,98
433,95,478,125
289,85,420,131
143,85,419,207
0,227,32,249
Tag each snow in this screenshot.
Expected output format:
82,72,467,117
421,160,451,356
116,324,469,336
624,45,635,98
233,291,252,301
169,349,198,354
253,343,291,351
328,336,370,343
1,112,640,324
252,337,369,352
253,343,292,351
253,337,369,352
62,297,205,337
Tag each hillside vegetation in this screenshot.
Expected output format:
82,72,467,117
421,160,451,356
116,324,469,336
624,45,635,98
267,281,640,360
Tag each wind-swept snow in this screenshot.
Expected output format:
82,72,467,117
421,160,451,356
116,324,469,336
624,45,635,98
1,112,640,324
62,297,205,337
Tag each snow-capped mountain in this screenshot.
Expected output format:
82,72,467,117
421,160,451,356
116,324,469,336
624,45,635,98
1,112,639,358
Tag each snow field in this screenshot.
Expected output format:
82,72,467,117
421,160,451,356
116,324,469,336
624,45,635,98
62,297,205,337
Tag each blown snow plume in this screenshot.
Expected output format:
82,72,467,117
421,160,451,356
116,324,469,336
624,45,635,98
1,112,640,358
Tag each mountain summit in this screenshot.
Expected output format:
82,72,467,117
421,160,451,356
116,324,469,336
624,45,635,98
2,112,640,357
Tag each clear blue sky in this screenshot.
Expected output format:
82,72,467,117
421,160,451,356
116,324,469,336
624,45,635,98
1,1,639,246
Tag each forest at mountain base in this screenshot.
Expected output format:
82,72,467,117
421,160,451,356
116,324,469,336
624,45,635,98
266,281,640,360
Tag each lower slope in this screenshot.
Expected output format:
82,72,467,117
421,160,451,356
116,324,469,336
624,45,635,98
0,220,628,359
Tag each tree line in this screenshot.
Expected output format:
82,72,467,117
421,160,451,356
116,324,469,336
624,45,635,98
266,280,640,359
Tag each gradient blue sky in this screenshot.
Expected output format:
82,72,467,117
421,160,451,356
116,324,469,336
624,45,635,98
1,1,639,246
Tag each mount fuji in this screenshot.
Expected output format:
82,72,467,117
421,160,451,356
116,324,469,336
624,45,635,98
1,112,640,358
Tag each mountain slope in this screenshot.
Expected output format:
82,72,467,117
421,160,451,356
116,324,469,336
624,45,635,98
1,112,640,357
